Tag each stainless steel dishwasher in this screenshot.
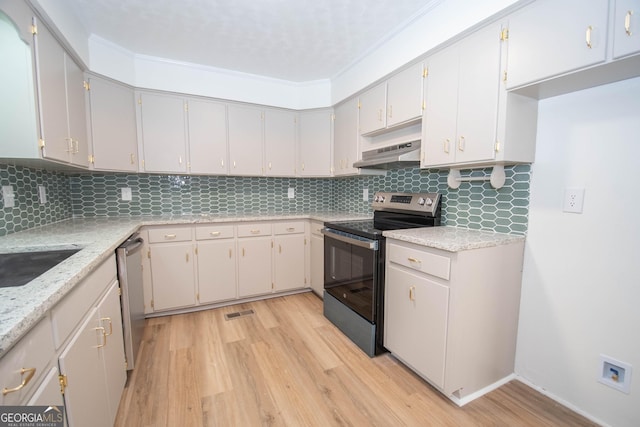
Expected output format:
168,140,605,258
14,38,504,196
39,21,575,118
116,233,145,370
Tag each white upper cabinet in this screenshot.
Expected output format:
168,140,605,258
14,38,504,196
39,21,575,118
298,110,333,177
34,19,89,167
0,6,39,161
386,62,425,128
422,24,503,168
506,0,609,90
613,0,640,58
359,62,424,136
333,98,360,176
137,91,188,173
87,75,138,172
188,99,228,175
358,83,387,135
228,104,264,176
264,109,297,177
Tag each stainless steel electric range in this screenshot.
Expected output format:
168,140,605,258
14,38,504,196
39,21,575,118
322,191,442,356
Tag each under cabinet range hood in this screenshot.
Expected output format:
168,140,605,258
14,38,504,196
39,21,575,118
353,141,421,169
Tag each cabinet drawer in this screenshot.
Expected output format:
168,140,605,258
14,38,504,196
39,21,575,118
195,224,235,240
273,221,305,235
310,220,324,236
147,227,192,243
51,255,117,348
237,223,272,237
0,317,54,405
388,242,450,280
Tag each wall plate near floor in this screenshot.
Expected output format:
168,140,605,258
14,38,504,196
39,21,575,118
598,354,632,394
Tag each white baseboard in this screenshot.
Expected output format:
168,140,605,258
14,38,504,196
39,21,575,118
449,374,517,407
515,376,609,427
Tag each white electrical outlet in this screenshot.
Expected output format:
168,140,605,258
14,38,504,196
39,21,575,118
363,188,369,201
288,187,295,199
37,185,47,204
563,188,585,213
2,185,15,208
121,187,132,201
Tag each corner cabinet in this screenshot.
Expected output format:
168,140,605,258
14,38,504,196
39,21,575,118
298,110,333,177
333,98,360,176
87,75,138,171
33,18,89,167
384,238,525,404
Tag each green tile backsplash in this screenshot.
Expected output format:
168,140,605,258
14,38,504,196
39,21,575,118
0,164,73,236
0,163,530,237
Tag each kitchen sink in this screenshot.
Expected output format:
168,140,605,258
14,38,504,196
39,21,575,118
0,248,82,288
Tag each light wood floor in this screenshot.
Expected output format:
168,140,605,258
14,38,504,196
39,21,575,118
115,292,597,426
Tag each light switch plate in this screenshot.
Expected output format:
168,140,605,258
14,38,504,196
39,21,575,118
121,187,132,201
363,188,369,201
288,187,295,199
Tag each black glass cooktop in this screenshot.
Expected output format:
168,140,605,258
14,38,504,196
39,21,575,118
324,220,382,240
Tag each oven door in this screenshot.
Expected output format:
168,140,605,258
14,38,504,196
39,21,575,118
322,228,379,322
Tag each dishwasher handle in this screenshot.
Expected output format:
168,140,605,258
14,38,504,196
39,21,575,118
119,234,144,256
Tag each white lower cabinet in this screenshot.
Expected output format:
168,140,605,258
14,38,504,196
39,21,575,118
148,227,196,311
273,222,306,292
237,223,273,297
144,220,311,312
309,220,324,297
58,281,126,427
385,265,449,389
196,225,237,304
384,238,525,403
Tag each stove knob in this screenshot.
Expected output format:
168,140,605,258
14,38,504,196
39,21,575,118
425,197,433,206
379,195,385,203
417,197,426,206
374,195,380,202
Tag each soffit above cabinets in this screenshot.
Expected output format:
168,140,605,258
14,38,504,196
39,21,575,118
62,0,441,82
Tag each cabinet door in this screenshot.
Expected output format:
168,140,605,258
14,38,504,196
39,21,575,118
298,110,333,176
264,109,296,176
237,237,272,297
26,367,64,407
34,22,69,163
97,282,126,426
310,234,324,296
188,99,228,175
197,240,236,303
228,104,263,176
358,83,386,135
506,0,609,89
274,234,306,291
58,307,110,427
387,62,424,128
384,265,449,389
138,92,187,173
613,0,640,59
333,98,359,175
422,46,459,167
88,76,138,171
149,243,196,311
455,24,502,164
64,55,89,167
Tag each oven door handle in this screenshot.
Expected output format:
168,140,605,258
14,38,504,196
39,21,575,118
321,228,378,250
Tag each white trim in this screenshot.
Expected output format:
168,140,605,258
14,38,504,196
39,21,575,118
449,374,516,407
515,376,609,427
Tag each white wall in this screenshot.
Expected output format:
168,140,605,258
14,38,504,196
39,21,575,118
516,77,640,427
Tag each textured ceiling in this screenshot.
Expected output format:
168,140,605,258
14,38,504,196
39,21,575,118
65,0,439,82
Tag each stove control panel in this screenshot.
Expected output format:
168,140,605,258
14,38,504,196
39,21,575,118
372,191,441,214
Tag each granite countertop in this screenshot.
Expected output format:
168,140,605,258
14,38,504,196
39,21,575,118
383,226,525,252
0,212,370,358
